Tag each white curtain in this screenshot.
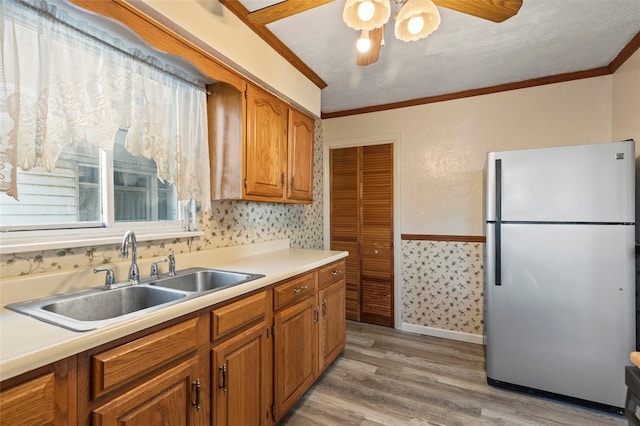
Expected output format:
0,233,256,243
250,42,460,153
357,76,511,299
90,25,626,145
0,0,211,210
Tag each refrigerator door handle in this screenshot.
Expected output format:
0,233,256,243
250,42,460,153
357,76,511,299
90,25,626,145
495,159,502,286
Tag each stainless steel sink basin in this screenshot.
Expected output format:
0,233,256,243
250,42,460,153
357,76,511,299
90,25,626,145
5,267,264,332
150,268,265,293
6,285,188,332
42,286,186,321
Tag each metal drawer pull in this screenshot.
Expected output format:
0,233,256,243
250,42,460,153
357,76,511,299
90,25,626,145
192,378,201,411
293,285,308,294
322,300,327,317
219,364,227,394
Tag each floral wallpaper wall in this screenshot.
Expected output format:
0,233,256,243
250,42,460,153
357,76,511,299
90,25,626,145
0,118,487,340
402,239,484,336
0,121,325,279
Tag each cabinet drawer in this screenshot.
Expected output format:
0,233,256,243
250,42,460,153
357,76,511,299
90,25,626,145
274,272,316,310
212,291,267,341
318,260,346,289
91,317,201,399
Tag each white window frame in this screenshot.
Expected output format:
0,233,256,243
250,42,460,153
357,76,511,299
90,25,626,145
0,150,202,255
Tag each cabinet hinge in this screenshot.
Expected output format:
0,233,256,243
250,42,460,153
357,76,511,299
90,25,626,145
244,178,247,188
244,89,248,98
271,325,276,336
271,403,276,418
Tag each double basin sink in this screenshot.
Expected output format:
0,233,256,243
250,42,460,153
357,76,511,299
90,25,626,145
6,268,264,332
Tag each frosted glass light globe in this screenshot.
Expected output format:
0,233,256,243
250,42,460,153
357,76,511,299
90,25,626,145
357,1,375,21
407,16,424,34
356,36,372,52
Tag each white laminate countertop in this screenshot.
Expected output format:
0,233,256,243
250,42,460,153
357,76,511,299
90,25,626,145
0,240,348,382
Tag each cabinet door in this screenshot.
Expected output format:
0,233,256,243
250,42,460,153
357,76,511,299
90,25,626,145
287,109,314,202
245,84,288,199
273,295,316,421
92,357,205,426
0,359,72,426
318,279,346,373
208,81,246,200
212,322,270,426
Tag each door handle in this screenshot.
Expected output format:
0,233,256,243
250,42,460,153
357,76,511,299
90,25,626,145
219,364,227,393
192,378,201,411
495,159,502,286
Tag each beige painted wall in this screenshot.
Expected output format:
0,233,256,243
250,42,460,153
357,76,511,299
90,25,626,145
323,76,615,236
139,0,321,116
613,49,640,143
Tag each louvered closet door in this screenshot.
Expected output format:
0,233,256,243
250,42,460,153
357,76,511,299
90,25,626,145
329,144,394,327
330,147,361,321
360,144,394,327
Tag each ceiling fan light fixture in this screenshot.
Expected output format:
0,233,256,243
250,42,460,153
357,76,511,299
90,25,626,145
343,0,391,30
394,0,440,42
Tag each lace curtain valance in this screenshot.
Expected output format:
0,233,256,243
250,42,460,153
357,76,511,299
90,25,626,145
0,0,211,210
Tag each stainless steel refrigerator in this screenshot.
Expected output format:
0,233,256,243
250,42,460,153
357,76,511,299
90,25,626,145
484,140,636,411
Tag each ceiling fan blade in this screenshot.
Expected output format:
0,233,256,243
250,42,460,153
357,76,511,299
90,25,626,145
248,0,334,26
432,0,522,23
356,26,384,66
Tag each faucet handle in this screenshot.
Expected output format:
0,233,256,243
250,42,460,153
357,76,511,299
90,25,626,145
167,254,176,277
94,267,115,290
150,257,168,278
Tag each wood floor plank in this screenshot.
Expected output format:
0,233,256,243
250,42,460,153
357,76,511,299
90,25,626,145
280,321,626,426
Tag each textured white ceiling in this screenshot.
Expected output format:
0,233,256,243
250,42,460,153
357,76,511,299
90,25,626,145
240,0,640,114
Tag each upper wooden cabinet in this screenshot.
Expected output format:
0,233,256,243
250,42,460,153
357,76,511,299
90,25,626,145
287,108,315,202
246,84,289,199
208,83,314,204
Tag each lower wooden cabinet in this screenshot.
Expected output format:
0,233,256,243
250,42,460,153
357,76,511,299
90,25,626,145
0,359,74,426
1,260,347,426
91,356,205,426
273,293,317,421
78,316,209,425
318,279,346,373
272,264,347,422
210,290,271,426
212,322,270,426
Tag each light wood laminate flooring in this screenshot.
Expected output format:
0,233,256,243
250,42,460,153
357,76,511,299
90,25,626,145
280,321,626,425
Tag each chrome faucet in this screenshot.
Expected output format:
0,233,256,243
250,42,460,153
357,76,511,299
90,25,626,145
150,257,168,278
120,230,140,284
150,253,176,278
167,253,176,276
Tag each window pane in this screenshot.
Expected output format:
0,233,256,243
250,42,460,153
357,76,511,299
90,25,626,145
113,134,178,223
0,143,101,227
78,164,101,222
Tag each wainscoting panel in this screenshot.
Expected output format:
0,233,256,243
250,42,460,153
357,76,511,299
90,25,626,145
401,238,484,342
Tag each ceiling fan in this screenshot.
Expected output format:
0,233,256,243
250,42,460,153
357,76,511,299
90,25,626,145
245,0,523,66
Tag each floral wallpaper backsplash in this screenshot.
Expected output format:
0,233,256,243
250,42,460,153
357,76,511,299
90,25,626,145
402,240,484,336
0,121,325,279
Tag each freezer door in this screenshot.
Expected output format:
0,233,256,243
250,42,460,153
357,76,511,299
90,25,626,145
486,141,634,223
485,223,635,408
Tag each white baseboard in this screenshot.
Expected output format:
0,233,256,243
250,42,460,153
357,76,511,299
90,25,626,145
401,322,484,345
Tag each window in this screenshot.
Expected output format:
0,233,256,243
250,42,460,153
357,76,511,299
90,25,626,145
0,131,181,229
0,0,210,248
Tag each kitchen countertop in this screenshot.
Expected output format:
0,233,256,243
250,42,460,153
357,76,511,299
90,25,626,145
0,240,348,382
